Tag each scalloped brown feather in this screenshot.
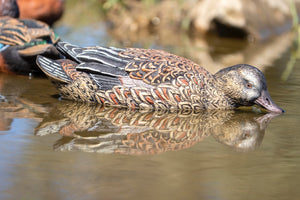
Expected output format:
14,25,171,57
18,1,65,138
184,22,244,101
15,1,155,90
37,49,234,111
120,48,209,85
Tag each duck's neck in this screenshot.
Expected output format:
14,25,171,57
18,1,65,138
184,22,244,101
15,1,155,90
208,72,237,109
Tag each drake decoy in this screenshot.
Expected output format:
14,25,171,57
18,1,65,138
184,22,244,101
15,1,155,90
36,41,284,113
0,17,60,74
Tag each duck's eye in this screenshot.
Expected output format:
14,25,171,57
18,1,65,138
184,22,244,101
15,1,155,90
246,83,252,88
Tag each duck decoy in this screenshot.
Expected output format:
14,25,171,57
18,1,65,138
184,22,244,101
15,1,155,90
36,41,285,113
0,17,60,74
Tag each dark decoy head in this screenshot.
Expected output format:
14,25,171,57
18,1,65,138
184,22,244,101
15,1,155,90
0,0,19,18
215,64,284,113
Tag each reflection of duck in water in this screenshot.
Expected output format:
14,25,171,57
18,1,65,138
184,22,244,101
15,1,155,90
35,102,281,154
0,95,48,131
211,111,280,151
0,72,54,131
36,42,284,113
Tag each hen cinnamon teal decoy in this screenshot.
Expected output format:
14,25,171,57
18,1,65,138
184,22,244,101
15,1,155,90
0,17,60,74
36,41,284,113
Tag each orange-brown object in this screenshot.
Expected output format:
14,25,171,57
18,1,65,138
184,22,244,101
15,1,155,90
18,0,64,26
0,54,12,74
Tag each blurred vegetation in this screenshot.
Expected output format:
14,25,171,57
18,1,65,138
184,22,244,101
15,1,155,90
57,0,190,33
102,0,126,11
101,0,160,11
99,0,191,31
282,0,300,81
56,0,104,26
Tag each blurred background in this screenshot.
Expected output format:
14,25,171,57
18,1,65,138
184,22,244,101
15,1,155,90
49,0,300,74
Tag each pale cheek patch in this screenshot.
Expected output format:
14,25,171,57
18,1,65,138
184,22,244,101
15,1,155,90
240,70,261,90
240,71,261,100
245,89,260,100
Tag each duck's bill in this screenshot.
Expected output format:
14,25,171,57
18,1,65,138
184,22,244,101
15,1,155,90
255,90,285,113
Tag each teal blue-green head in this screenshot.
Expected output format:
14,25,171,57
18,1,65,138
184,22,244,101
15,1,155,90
215,64,284,113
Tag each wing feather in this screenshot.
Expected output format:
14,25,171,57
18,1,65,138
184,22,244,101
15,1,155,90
76,62,127,77
36,55,71,83
56,42,209,87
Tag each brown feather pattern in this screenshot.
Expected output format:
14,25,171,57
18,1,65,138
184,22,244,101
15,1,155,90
36,42,284,113
41,43,233,110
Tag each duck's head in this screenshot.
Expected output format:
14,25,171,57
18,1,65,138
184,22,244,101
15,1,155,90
215,64,284,113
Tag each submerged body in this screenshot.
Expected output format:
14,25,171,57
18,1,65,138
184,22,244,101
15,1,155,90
36,42,284,113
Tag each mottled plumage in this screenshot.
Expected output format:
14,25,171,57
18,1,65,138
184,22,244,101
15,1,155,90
0,17,60,74
36,41,284,113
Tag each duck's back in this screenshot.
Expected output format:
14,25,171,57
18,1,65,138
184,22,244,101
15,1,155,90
56,42,210,85
0,17,57,46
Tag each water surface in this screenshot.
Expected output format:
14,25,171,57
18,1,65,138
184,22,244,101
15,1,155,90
1,4,300,200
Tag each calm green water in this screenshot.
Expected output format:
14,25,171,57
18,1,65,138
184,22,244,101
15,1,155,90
1,4,300,200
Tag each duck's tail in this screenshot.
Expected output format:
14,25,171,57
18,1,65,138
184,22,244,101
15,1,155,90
55,41,83,63
36,55,72,83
